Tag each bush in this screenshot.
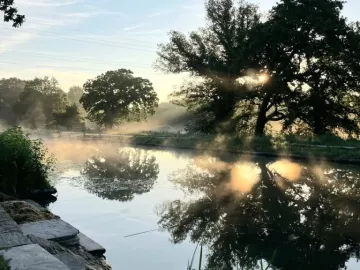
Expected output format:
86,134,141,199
0,127,55,197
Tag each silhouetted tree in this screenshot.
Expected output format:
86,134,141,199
52,104,83,130
67,86,83,105
80,69,159,129
0,0,24,27
157,0,360,136
82,148,159,201
157,0,262,134
260,0,360,136
13,77,68,128
0,77,25,125
159,156,360,269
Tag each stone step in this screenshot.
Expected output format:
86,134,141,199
0,206,32,250
78,232,106,256
0,244,71,270
20,219,79,242
55,253,85,270
27,235,85,270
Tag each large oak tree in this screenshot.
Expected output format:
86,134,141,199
80,69,159,129
157,0,360,136
157,0,262,134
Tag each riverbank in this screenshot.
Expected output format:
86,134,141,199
80,132,360,164
0,196,111,270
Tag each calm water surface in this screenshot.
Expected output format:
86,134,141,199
45,140,360,270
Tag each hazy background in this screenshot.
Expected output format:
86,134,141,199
0,0,359,102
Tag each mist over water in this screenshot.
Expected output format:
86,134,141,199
40,140,360,270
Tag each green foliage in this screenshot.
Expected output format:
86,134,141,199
157,0,360,137
0,127,54,196
0,0,25,27
157,0,261,134
80,69,159,129
52,103,84,130
13,77,68,128
264,0,360,136
0,77,25,125
125,132,360,161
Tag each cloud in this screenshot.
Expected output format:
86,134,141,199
124,23,149,32
0,0,122,55
16,0,82,7
0,32,34,53
147,9,173,18
64,11,125,19
182,3,203,10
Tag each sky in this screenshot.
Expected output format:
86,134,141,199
0,0,359,101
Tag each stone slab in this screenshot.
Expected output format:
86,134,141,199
0,206,31,249
0,244,70,270
55,253,85,270
78,232,106,256
0,232,32,250
20,219,79,242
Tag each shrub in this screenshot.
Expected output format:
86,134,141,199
0,127,55,197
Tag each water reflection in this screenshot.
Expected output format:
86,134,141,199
81,148,159,201
158,156,360,270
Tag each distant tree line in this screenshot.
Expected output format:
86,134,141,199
157,0,360,137
0,69,159,131
0,77,84,130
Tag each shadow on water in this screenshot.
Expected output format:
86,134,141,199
158,156,360,270
81,148,159,201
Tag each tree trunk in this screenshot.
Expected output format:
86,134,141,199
312,92,325,136
255,97,270,136
105,122,113,129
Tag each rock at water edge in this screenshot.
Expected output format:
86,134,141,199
0,244,70,270
20,219,79,242
78,232,106,256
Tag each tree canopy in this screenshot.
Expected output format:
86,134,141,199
157,0,360,137
80,69,159,129
0,0,25,27
52,104,83,130
13,77,68,128
0,78,25,125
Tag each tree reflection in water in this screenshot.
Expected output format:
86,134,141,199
158,156,360,270
82,148,159,201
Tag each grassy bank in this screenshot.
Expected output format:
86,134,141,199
84,131,360,163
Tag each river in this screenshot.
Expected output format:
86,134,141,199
44,139,360,270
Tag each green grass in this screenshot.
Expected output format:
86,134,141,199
82,130,360,162
187,245,203,270
123,132,360,162
0,127,55,197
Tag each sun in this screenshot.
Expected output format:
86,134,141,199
258,74,269,83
